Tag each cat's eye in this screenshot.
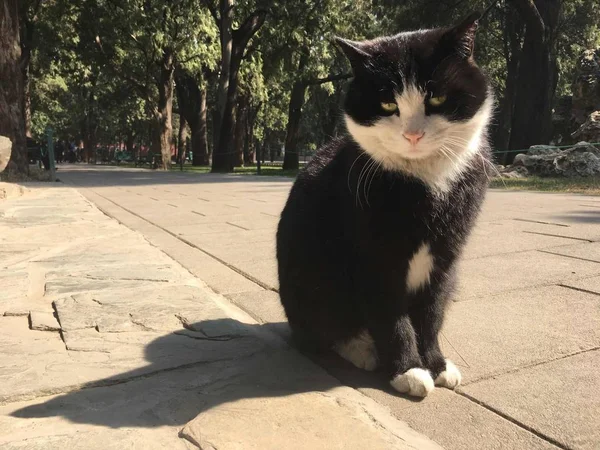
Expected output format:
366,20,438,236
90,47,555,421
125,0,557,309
380,102,398,113
428,95,447,107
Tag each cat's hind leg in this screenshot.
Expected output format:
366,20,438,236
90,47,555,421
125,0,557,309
332,330,378,371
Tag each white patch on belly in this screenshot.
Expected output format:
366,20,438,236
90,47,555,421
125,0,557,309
333,330,378,371
406,242,434,292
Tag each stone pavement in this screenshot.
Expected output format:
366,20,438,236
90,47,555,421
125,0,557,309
0,183,441,449
44,166,600,449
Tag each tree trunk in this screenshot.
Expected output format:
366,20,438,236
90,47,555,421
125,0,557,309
508,0,560,151
81,78,98,163
153,50,174,170
19,1,37,139
0,0,27,174
493,5,522,163
175,69,209,166
83,134,96,164
233,97,248,167
126,131,135,154
212,10,266,172
23,64,32,138
282,51,350,170
193,88,209,165
283,80,307,170
324,86,345,141
244,102,261,165
213,0,233,153
177,113,187,164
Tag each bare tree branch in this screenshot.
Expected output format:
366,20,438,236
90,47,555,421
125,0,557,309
509,0,544,36
201,0,220,24
305,72,352,86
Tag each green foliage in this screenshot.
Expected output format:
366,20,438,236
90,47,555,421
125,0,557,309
25,0,600,158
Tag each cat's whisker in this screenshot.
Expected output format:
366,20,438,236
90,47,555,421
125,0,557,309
363,159,375,207
348,151,368,195
481,155,507,187
366,159,384,204
438,146,459,167
356,157,374,209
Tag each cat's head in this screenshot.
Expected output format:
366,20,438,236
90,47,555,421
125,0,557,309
337,13,492,189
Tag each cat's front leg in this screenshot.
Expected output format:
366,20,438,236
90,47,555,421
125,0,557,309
410,291,462,391
368,314,434,398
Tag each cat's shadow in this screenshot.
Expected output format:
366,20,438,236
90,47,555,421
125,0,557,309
11,319,423,430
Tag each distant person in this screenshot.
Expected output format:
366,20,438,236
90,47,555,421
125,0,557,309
56,141,64,164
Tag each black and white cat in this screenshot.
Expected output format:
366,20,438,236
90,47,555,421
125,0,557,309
276,13,492,397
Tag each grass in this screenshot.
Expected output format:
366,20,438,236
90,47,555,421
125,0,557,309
102,160,600,195
171,165,300,177
490,176,600,195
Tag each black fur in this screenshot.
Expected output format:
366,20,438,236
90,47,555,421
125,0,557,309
276,17,491,382
340,14,487,125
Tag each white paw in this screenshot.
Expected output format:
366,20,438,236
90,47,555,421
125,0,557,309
333,331,378,371
390,368,434,397
434,359,462,389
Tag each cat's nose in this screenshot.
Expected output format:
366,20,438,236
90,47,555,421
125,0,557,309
402,131,425,145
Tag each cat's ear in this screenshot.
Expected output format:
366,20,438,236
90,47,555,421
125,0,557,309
334,37,371,71
445,12,481,58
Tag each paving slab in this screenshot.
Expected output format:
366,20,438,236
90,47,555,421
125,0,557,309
513,220,600,242
360,388,557,450
56,165,600,450
29,311,60,331
462,350,600,449
0,271,29,315
442,285,600,383
0,182,438,449
539,241,600,263
456,250,600,300
462,219,577,260
0,183,26,201
561,275,600,295
226,290,288,325
179,351,432,450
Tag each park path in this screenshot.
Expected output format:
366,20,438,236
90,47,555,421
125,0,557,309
0,180,439,450
54,165,600,450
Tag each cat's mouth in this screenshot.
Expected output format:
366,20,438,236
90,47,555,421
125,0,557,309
378,137,437,161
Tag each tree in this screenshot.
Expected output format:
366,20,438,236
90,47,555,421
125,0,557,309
87,0,218,170
0,0,27,174
508,0,561,152
18,0,45,138
204,0,266,172
9,0,599,175
175,68,212,166
257,0,373,170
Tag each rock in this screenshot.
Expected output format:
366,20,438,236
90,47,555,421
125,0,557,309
571,110,600,142
554,142,600,177
527,145,560,156
511,153,529,167
29,311,61,331
511,141,600,177
0,135,11,173
501,166,529,179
